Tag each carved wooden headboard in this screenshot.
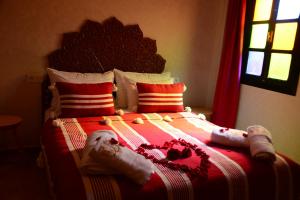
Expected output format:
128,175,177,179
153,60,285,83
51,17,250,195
48,17,166,73
43,17,166,113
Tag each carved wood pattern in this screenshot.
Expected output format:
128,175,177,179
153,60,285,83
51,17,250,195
48,17,166,73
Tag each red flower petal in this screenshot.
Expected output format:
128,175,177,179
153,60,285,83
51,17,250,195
110,138,119,145
167,148,181,160
181,147,192,158
136,138,211,180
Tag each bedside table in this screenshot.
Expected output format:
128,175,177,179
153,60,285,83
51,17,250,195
191,107,213,121
0,115,23,150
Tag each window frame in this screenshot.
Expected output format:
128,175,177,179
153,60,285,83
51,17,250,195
241,0,300,95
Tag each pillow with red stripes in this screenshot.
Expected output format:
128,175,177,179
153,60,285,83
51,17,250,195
55,82,115,117
136,82,185,113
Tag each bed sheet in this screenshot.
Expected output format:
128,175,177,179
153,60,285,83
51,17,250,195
42,112,300,200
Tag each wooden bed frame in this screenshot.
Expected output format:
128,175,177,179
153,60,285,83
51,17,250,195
42,17,166,113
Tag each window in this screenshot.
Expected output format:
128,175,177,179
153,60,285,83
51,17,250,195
242,0,300,95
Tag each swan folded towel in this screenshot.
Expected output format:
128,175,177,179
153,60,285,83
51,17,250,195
90,139,155,185
211,127,249,148
247,125,276,162
79,130,118,174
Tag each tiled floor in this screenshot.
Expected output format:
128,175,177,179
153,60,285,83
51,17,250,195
0,149,51,200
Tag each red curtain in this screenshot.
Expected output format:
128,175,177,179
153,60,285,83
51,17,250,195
211,0,246,128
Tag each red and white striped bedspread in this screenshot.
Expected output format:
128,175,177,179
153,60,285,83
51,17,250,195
42,112,300,200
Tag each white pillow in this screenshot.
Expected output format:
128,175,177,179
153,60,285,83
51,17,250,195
47,68,114,83
114,69,173,108
47,68,114,118
124,77,175,112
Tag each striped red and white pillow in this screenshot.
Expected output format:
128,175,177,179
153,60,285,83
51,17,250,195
55,82,115,117
136,82,185,113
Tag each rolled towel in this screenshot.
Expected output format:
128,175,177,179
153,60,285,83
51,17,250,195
247,125,276,162
79,130,118,174
90,140,155,185
211,127,249,148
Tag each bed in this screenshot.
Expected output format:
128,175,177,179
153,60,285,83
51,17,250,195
41,17,300,200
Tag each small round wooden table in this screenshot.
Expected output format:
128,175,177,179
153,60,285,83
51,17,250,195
0,115,23,150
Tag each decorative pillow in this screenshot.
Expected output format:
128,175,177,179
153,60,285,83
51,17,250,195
124,77,175,112
114,69,173,108
55,82,115,117
47,68,114,117
136,82,185,113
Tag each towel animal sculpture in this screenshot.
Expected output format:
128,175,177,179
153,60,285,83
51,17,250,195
80,130,118,175
211,125,276,162
80,130,154,184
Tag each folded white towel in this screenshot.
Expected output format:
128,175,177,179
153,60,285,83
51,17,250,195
247,125,276,162
90,140,155,185
211,127,249,148
79,130,118,175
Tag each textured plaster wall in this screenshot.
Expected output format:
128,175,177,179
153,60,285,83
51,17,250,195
0,0,227,148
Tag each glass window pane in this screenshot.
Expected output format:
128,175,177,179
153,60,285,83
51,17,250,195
277,0,300,20
249,24,269,49
272,22,298,50
268,53,291,80
246,51,264,76
253,0,273,21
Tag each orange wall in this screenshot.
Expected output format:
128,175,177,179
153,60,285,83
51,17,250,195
0,0,228,148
